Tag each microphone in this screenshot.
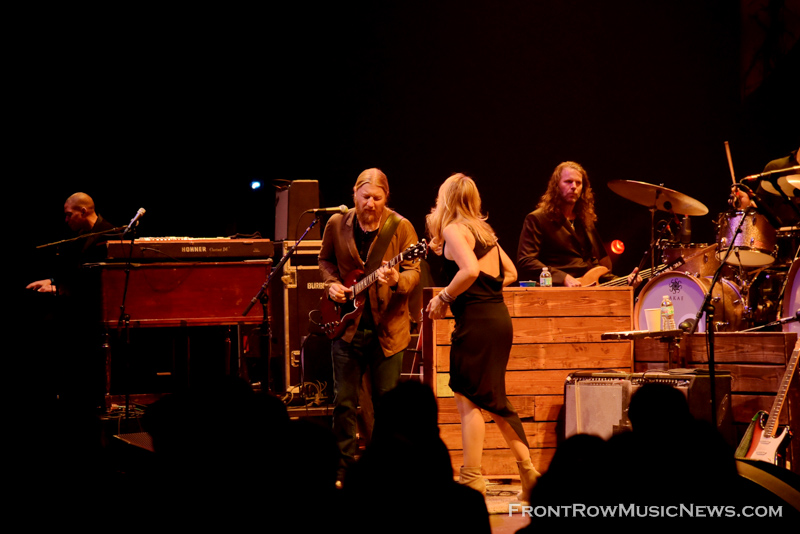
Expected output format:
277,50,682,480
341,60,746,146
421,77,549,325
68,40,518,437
310,205,348,214
124,208,146,235
741,165,800,182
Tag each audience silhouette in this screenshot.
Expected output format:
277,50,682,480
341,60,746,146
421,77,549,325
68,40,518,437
342,379,491,533
518,382,798,528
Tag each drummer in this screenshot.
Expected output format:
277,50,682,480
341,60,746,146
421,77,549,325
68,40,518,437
517,161,641,287
733,146,800,228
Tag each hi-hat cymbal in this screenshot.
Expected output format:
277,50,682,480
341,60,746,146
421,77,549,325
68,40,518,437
608,180,709,216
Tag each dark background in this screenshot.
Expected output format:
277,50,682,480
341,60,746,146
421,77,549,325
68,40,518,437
19,1,800,282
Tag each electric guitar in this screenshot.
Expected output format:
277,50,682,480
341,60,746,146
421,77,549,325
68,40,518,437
736,338,799,466
318,240,428,340
577,257,686,287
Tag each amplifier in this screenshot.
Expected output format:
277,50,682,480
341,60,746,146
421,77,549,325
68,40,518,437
564,370,735,447
269,240,327,393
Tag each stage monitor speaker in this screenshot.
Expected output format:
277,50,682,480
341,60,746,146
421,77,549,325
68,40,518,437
564,370,735,447
269,240,327,393
275,180,320,241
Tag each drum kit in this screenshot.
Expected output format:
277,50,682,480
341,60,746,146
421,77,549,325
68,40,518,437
608,167,800,335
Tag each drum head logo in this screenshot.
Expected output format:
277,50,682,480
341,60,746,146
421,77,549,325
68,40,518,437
669,278,682,294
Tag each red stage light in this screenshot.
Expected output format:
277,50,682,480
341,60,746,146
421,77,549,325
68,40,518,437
611,240,625,254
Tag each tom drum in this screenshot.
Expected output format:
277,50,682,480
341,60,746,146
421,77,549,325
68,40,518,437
716,210,777,267
661,243,722,278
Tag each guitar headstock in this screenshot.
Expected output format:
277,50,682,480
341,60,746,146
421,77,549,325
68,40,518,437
404,239,428,261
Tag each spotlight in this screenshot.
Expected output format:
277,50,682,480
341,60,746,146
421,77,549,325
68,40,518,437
611,239,625,254
250,180,262,190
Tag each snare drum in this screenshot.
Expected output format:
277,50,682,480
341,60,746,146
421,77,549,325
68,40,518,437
716,210,777,267
661,243,722,278
634,271,743,332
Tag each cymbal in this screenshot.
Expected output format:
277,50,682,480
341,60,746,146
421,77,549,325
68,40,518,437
763,174,800,198
608,180,709,216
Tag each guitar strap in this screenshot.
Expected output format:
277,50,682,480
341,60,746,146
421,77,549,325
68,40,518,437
365,211,402,273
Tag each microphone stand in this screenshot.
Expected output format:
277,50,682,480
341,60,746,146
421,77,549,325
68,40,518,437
115,222,139,419
242,213,324,396
35,226,127,250
758,175,800,223
740,310,800,332
687,211,747,431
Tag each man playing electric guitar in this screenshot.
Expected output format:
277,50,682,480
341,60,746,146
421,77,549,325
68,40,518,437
318,168,421,483
517,161,641,287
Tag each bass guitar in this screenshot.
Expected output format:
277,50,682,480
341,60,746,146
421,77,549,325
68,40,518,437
318,240,428,340
736,338,799,466
577,257,686,287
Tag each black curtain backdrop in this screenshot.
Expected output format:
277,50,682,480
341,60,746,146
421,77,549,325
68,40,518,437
18,1,799,284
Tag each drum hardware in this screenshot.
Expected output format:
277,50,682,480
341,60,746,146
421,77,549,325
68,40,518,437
730,181,786,232
609,179,709,275
740,165,800,199
676,204,752,336
740,310,800,332
777,259,800,335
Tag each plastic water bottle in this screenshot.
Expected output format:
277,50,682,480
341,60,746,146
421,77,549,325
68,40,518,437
539,267,552,287
660,295,676,330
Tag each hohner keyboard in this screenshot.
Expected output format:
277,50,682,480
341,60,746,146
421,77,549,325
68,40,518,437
105,237,275,261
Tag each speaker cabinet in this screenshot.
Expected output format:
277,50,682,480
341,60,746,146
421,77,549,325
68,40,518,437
565,370,735,447
275,180,320,241
269,240,328,393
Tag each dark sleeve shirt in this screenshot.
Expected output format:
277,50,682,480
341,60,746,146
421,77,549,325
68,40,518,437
516,208,608,285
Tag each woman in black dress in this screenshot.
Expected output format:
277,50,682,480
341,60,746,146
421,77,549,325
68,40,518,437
425,173,540,500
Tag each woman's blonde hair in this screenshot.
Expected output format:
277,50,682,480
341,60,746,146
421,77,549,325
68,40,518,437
425,173,496,255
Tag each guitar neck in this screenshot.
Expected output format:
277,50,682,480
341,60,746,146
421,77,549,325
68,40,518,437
763,340,800,438
601,257,686,287
602,264,660,287
352,253,405,296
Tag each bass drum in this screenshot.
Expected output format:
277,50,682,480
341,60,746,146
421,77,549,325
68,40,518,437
634,271,743,332
779,259,800,334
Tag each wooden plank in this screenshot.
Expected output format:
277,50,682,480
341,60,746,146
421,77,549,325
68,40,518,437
634,338,677,363
634,332,797,365
731,394,790,425
506,370,577,396
510,287,634,317
686,363,786,393
434,316,633,345
437,370,575,397
436,342,632,372
683,333,796,364
534,395,565,422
